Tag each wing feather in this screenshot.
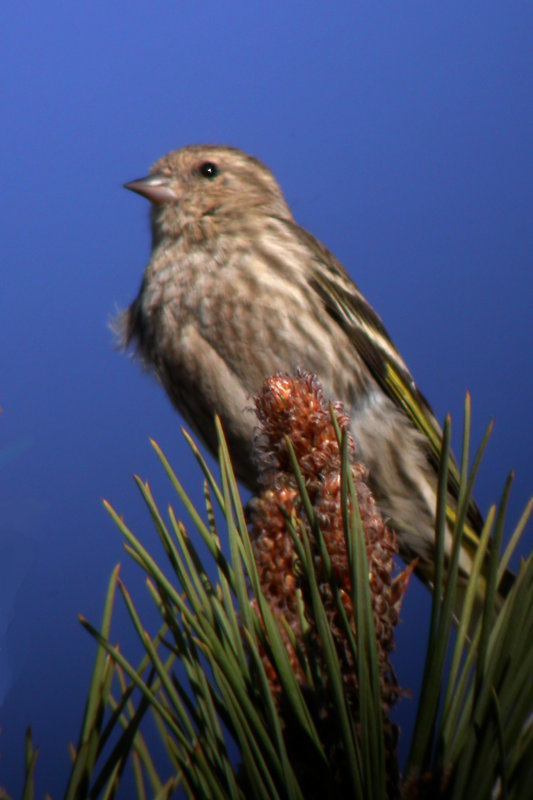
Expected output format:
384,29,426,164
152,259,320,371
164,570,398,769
286,220,485,540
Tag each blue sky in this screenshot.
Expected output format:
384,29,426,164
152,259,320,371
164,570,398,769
1,2,532,796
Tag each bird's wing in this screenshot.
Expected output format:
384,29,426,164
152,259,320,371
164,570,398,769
289,221,484,539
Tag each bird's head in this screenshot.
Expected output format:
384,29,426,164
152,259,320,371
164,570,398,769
124,145,293,243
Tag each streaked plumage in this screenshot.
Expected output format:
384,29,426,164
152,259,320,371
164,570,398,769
118,145,513,608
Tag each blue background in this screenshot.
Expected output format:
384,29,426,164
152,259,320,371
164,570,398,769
1,2,532,796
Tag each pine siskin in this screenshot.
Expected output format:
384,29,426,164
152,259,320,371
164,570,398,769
118,144,514,609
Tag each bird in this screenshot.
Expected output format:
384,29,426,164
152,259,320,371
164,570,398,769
118,144,514,612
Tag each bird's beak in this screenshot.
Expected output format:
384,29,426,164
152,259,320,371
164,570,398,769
124,174,178,204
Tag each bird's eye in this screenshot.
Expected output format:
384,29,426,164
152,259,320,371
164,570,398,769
199,162,219,179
